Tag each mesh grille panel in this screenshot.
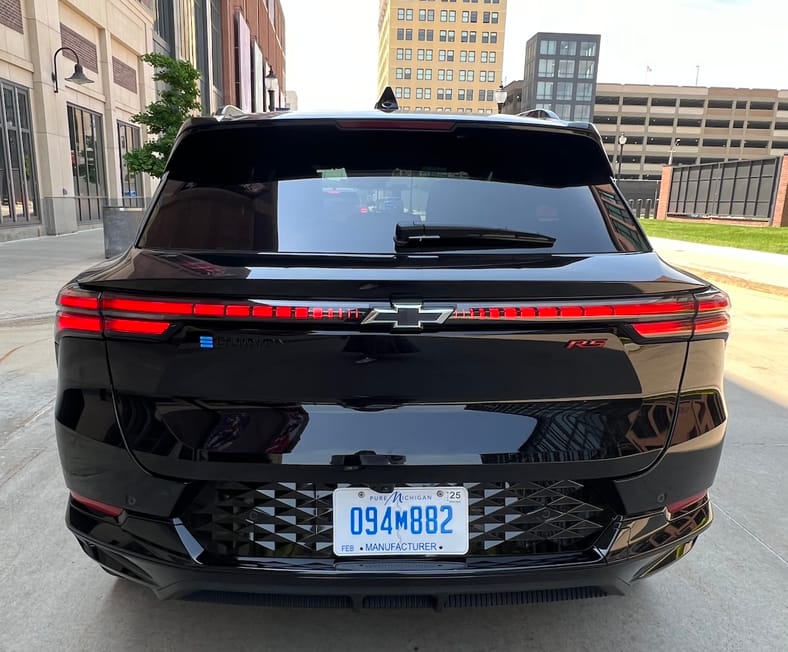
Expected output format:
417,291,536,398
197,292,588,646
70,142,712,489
183,480,611,558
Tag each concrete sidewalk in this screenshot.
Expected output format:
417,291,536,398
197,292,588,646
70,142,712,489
0,228,105,324
650,237,788,295
0,228,785,325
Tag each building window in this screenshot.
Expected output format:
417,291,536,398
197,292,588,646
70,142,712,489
397,28,404,40
578,60,595,79
425,88,432,99
458,89,465,100
557,60,575,78
449,10,456,21
460,51,468,62
440,30,447,41
67,104,106,224
536,81,553,100
488,51,495,63
555,104,572,120
490,32,497,44
575,82,593,101
405,48,412,60
406,9,413,20
416,68,424,80
445,89,453,101
459,70,466,81
538,58,555,77
556,82,573,101
426,69,432,80
446,69,453,81
462,10,469,22
417,49,425,60
396,68,403,80
416,88,424,99
403,87,411,99
396,48,404,60
479,71,486,82
406,28,413,40
559,41,576,56
487,71,495,82
479,51,486,63
575,105,591,121
397,8,405,20
437,88,444,100
448,30,455,41
540,39,557,55
0,81,39,226
579,41,596,57
440,9,448,21
404,68,412,80
117,122,143,207
426,49,433,61
471,11,478,22
467,70,474,82
461,31,469,42
468,31,476,42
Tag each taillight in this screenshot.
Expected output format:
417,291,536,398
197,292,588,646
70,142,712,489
692,290,730,338
56,285,103,335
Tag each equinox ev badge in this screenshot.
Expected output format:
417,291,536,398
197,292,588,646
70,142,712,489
361,303,455,331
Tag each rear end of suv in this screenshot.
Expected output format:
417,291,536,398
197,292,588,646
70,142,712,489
54,110,728,607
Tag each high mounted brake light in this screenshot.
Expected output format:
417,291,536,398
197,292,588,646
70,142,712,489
55,286,730,341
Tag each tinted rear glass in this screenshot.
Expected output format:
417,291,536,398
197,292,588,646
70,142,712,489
139,121,647,255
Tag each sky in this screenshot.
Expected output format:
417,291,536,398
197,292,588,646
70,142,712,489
280,0,788,111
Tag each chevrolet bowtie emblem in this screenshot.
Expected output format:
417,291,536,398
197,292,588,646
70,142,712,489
362,303,455,331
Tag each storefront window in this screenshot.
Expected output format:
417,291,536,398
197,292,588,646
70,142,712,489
0,81,39,225
117,121,144,207
68,104,106,223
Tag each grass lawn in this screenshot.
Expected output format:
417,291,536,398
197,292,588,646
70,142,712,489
639,219,788,255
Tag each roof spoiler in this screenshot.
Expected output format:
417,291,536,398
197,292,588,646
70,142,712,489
375,87,399,113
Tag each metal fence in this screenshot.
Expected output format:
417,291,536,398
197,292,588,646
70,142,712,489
667,157,782,220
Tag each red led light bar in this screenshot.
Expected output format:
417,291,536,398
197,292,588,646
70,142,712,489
104,318,171,336
57,312,102,333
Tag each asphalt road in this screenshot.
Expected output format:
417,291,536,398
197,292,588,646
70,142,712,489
1,261,786,651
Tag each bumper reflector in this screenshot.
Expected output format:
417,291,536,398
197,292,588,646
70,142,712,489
70,491,124,517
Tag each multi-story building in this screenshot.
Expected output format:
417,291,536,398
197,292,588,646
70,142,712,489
377,0,507,114
594,83,788,180
0,0,285,242
520,32,600,121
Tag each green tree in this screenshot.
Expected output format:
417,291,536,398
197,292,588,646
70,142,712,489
125,53,202,178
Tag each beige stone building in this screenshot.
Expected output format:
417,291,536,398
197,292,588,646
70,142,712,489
377,0,506,114
594,83,788,180
0,0,160,241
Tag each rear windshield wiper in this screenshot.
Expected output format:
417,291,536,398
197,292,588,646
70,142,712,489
394,224,556,250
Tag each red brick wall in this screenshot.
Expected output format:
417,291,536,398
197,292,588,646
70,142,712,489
60,23,98,73
771,154,788,227
0,0,23,33
221,0,286,109
656,166,673,220
112,57,137,93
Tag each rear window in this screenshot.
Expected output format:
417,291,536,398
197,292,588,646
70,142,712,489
139,122,648,255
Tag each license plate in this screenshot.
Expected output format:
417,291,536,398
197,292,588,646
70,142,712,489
332,487,469,557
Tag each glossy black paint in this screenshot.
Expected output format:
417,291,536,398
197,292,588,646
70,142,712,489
54,112,728,601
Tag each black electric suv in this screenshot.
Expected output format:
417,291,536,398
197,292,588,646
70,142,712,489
54,98,729,607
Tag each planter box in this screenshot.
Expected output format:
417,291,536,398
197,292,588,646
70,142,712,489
103,207,145,258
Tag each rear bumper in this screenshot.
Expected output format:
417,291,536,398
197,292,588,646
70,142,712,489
67,497,712,604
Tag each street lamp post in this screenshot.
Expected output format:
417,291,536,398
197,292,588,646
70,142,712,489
264,67,279,112
51,46,94,93
668,138,681,166
617,133,628,179
494,83,507,114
